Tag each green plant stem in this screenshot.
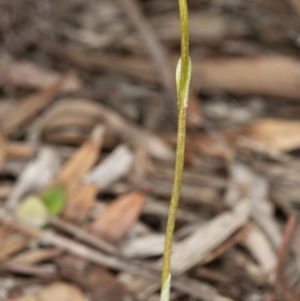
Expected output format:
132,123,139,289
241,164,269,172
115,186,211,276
178,0,190,97
161,0,190,297
161,107,187,286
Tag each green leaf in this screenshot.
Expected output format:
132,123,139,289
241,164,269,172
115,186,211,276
175,56,192,108
16,196,49,228
41,186,66,215
160,274,171,301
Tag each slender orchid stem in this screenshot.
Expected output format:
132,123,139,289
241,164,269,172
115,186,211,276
160,1,191,300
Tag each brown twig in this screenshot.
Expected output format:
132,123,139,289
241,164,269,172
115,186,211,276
49,216,118,255
0,262,57,278
276,214,300,301
201,223,252,265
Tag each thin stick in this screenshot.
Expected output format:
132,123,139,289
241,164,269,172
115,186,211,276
276,214,300,301
160,0,191,299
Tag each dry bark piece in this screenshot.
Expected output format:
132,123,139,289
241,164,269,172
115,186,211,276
6,62,82,92
57,254,136,301
120,233,168,258
84,144,134,190
170,200,250,274
1,76,68,135
90,191,145,243
200,224,252,265
10,282,84,301
63,183,98,224
242,225,277,280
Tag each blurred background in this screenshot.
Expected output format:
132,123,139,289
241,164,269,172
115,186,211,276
1,0,300,300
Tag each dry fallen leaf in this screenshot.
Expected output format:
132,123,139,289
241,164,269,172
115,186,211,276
195,118,300,159
52,125,105,192
63,183,98,224
90,191,145,243
195,56,300,99
11,282,84,301
237,118,300,152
